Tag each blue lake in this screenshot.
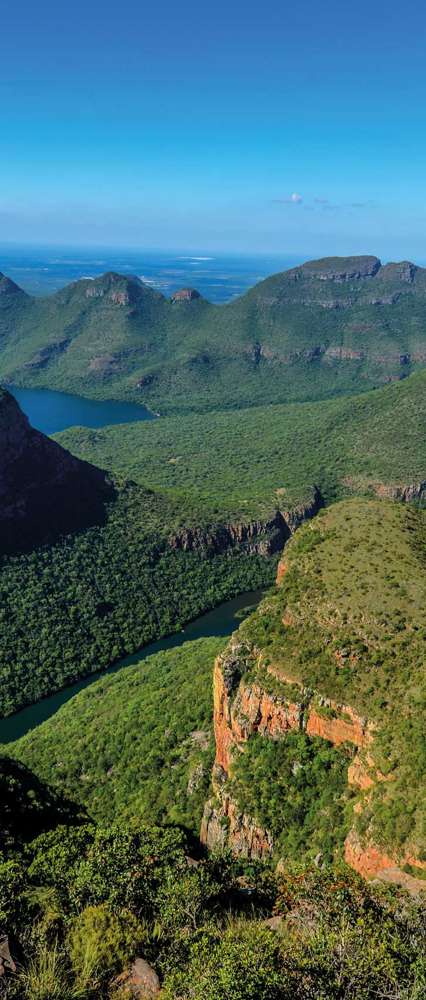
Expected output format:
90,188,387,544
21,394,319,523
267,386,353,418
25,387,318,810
9,387,154,435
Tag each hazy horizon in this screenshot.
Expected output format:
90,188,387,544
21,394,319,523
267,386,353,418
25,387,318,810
3,241,426,303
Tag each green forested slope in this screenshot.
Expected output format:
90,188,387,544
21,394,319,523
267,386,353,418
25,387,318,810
9,638,222,834
0,481,273,718
57,368,426,520
3,256,426,413
1,806,424,1000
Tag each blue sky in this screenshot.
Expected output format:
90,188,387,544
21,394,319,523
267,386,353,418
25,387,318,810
2,0,426,257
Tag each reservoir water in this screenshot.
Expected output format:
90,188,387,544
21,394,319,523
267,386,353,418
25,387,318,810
9,387,154,435
0,589,264,745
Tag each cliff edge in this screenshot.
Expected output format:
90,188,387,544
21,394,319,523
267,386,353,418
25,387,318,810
201,498,426,893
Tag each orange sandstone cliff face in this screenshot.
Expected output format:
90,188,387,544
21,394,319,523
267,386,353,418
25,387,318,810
201,636,424,889
211,640,372,778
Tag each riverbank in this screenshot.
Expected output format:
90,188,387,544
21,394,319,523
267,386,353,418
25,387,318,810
0,589,264,744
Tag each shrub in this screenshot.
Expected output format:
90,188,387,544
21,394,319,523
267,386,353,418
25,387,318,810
67,903,146,990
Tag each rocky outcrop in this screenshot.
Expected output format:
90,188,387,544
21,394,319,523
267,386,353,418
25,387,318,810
0,389,114,553
380,261,417,284
169,513,290,557
342,477,426,504
344,831,426,893
280,488,323,532
373,480,426,503
200,774,273,858
209,643,372,779
298,256,381,282
171,288,201,303
0,934,16,976
81,273,161,309
325,346,365,361
169,488,323,558
87,354,123,374
23,338,71,370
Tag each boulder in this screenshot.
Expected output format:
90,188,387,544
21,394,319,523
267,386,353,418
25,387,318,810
113,957,160,998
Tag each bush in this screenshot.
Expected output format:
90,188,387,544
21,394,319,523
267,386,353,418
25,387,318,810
161,921,286,1000
67,903,146,990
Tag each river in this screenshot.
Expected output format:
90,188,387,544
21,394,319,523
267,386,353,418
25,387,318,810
0,590,264,745
1,387,263,745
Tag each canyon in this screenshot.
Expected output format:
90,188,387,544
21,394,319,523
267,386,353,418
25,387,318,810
201,500,426,893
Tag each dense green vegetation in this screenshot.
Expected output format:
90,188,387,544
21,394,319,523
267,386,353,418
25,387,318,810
0,807,424,999
237,498,426,859
3,256,426,414
9,639,222,834
57,367,426,520
230,732,351,864
0,482,274,717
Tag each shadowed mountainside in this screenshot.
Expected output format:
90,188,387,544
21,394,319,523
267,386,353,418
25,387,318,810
0,388,114,553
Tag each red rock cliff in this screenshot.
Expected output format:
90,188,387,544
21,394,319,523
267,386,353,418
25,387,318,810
202,638,424,890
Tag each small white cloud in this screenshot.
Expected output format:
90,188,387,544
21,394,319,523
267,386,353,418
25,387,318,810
272,192,303,205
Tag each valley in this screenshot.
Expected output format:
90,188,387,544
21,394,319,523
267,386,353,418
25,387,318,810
0,590,264,743
0,254,425,998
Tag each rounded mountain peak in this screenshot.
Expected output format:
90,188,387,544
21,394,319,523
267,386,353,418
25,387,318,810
56,271,164,307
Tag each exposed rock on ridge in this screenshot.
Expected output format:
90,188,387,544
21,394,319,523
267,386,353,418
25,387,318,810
168,488,323,557
297,255,381,282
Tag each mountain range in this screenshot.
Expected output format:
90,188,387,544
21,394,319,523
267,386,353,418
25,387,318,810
2,255,426,413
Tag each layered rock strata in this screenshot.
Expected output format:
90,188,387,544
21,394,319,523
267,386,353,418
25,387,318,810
169,488,323,557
